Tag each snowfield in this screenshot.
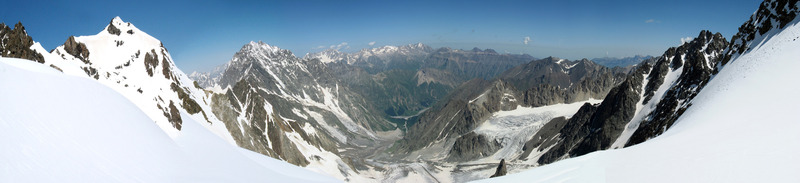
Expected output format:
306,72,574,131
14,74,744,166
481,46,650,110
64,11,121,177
477,16,800,183
0,57,338,182
474,99,603,160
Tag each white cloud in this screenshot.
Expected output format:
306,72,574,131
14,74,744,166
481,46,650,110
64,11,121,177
329,42,349,50
680,37,694,44
645,19,656,23
368,41,376,46
523,36,531,45
315,46,326,49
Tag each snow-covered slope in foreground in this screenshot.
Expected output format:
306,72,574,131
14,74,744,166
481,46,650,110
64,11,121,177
478,16,800,183
0,57,338,182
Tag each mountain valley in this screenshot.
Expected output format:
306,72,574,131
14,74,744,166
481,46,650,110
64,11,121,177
2,0,798,182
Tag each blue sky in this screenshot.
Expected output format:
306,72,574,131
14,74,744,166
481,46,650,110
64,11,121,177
2,0,761,72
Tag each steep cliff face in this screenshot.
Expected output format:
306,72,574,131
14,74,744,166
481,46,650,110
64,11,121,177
0,22,44,63
625,31,729,146
521,30,729,165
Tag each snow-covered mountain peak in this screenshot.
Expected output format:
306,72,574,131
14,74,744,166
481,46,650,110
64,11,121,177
108,16,126,30
395,42,433,53
399,42,431,50
245,41,280,52
236,41,294,60
54,16,165,70
102,16,154,41
304,48,346,63
372,45,399,54
359,43,431,56
39,17,226,138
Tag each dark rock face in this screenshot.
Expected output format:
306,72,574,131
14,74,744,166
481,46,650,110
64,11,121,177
527,30,729,166
143,49,159,77
163,101,182,130
725,0,798,65
63,36,90,63
0,22,45,63
447,132,501,161
535,102,600,164
170,82,207,122
489,159,508,178
106,21,121,36
519,117,568,160
81,66,99,79
567,65,647,156
161,53,172,79
626,31,728,146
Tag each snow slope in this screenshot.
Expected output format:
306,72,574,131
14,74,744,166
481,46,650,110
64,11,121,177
0,57,338,182
476,14,800,183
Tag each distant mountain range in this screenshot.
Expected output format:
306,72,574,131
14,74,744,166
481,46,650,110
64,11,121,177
590,55,653,68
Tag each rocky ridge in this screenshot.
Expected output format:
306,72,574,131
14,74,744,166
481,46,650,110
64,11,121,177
395,57,627,162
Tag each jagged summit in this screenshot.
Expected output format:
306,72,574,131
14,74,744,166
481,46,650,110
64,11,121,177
234,41,295,60
55,16,166,69
103,16,150,38
541,56,561,62
0,21,45,63
243,41,282,53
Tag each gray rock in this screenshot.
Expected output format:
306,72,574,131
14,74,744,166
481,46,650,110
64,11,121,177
62,36,90,63
447,132,501,162
626,30,728,146
0,22,45,63
106,19,121,36
489,159,507,178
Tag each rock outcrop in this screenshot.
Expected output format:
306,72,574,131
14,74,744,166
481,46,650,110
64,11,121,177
489,159,508,178
0,22,45,63
447,132,501,162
